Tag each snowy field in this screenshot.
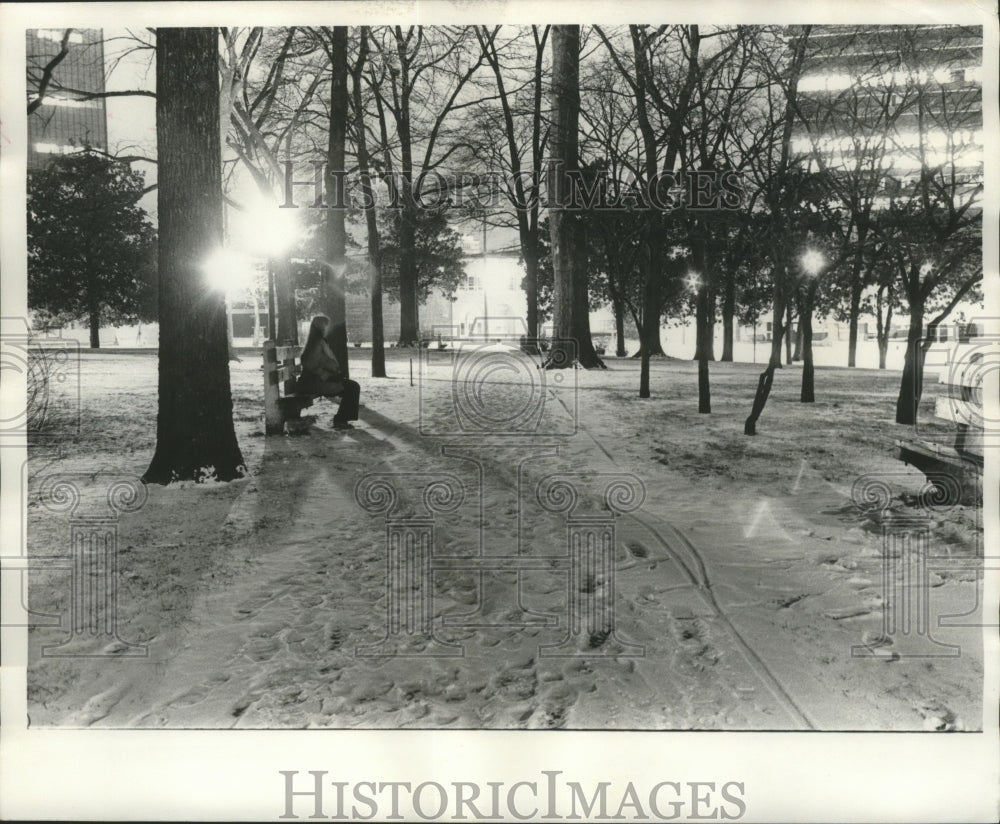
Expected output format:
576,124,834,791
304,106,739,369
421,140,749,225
23,348,984,730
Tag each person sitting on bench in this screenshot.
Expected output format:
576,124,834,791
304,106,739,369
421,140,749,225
297,315,361,430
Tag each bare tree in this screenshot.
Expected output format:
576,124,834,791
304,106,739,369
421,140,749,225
743,25,812,436
473,25,550,342
350,26,387,378
545,25,604,370
367,26,487,345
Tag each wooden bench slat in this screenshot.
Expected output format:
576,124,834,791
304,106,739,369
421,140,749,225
895,438,984,469
263,340,317,434
266,365,299,385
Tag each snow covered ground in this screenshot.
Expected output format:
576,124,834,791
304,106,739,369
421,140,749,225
23,349,985,730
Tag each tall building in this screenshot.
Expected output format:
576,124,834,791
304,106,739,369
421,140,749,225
793,24,984,203
26,28,108,170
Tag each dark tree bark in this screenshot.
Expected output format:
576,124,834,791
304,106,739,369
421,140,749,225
394,30,420,347
691,230,711,412
721,265,735,361
144,27,245,484
846,247,865,367
324,26,350,376
744,287,787,435
895,272,979,425
88,305,100,349
351,28,386,378
784,303,794,365
27,29,73,114
696,285,711,413
693,288,717,362
800,279,819,403
545,25,604,370
895,301,924,426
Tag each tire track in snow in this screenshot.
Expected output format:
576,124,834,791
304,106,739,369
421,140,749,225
557,393,816,730
360,398,816,730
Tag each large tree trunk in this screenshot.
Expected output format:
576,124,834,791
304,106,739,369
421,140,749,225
397,198,419,345
360,170,386,379
744,281,786,435
144,27,245,484
895,300,924,425
545,25,603,371
523,249,540,341
352,27,385,378
784,303,794,365
635,230,666,364
88,306,100,349
324,26,350,376
846,251,864,368
693,288,716,361
721,266,735,362
696,285,711,413
800,282,818,403
395,88,419,347
692,231,711,412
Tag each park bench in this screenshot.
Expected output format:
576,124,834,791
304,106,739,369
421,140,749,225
896,342,985,505
262,340,314,435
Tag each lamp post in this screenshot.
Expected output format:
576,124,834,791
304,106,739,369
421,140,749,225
799,248,826,403
688,272,711,414
239,202,299,345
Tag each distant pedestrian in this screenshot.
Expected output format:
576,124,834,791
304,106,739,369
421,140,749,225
298,315,360,430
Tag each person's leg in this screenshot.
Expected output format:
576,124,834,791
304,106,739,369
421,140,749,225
333,379,360,426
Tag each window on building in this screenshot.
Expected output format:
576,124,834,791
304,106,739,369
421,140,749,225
33,142,76,154
37,29,84,44
949,68,966,83
44,96,96,109
465,275,478,291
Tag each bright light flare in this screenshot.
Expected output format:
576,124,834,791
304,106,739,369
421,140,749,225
204,247,253,293
686,272,702,292
800,249,825,276
236,202,300,257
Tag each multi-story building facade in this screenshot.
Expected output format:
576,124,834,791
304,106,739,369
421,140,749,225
26,28,108,170
794,24,983,208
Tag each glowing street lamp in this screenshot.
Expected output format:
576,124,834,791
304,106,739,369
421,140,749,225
235,202,301,341
798,248,827,404
685,272,702,292
800,248,826,277
240,203,300,258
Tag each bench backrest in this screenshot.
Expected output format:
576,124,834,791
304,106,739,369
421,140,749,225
263,340,303,433
264,341,302,392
